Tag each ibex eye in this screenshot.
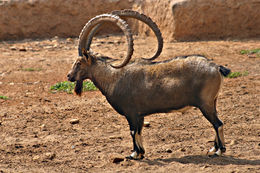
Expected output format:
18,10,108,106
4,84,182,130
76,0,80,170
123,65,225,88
76,62,81,66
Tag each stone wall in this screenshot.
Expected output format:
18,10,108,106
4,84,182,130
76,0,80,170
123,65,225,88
0,0,134,40
1,0,259,41
133,0,260,41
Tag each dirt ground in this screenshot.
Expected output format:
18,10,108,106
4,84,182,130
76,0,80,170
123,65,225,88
0,35,260,173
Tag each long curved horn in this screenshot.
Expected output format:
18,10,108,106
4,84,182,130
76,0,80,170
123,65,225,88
78,14,134,68
86,9,163,61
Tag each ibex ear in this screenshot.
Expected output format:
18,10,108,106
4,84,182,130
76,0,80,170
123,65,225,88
82,48,92,66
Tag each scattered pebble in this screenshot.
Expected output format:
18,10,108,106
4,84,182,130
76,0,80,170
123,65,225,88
10,46,17,50
40,124,47,131
180,148,186,152
70,119,79,124
143,121,150,127
14,144,24,149
9,46,27,51
44,46,53,49
112,157,124,164
19,48,27,52
109,136,122,140
32,155,40,161
230,140,237,145
201,165,210,169
45,152,56,160
166,149,172,153
66,38,73,43
248,55,257,58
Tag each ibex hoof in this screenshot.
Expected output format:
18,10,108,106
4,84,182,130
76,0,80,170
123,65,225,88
208,148,223,157
220,146,226,153
206,146,216,156
126,151,144,160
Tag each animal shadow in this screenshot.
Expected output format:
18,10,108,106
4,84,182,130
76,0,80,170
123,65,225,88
142,155,260,166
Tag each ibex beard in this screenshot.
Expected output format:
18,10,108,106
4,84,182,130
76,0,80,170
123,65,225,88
74,80,83,96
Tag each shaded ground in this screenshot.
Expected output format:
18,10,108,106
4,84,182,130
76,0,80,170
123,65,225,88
0,36,260,172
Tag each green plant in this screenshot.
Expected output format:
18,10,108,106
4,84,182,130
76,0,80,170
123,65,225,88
84,81,98,91
21,68,42,72
50,81,97,94
226,71,249,78
240,48,260,57
0,95,8,100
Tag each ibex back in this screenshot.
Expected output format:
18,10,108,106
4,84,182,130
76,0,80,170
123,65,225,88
67,10,230,160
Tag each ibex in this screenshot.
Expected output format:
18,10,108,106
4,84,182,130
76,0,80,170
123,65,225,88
67,10,231,160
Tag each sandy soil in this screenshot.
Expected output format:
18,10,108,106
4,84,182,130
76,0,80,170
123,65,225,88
0,36,259,172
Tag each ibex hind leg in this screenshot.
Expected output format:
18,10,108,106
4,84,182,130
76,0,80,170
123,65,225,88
126,116,145,160
199,102,226,156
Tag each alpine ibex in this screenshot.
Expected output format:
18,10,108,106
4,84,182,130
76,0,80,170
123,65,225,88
67,10,230,160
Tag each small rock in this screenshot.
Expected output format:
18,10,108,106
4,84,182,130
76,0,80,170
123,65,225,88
143,121,150,127
32,155,40,161
66,38,73,42
243,92,249,95
248,55,256,58
81,142,88,146
44,98,51,102
180,148,186,152
112,157,124,164
230,140,237,145
19,48,27,52
10,46,17,51
109,136,122,140
201,165,210,169
53,43,59,48
40,124,47,131
44,46,53,49
52,36,59,40
70,119,79,124
45,152,55,160
14,144,24,149
166,149,172,153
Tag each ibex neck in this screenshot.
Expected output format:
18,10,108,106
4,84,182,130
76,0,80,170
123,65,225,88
90,63,121,96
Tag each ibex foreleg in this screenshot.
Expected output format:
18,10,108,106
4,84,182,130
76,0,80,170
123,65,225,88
126,116,145,160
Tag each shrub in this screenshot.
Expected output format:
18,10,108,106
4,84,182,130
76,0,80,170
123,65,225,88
50,81,97,94
240,48,260,57
0,95,9,100
226,71,249,78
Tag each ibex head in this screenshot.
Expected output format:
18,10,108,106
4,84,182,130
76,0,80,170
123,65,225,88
67,49,93,95
67,10,163,95
67,13,134,95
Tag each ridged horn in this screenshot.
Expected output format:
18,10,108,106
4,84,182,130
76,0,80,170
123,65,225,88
85,9,163,61
78,14,134,68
